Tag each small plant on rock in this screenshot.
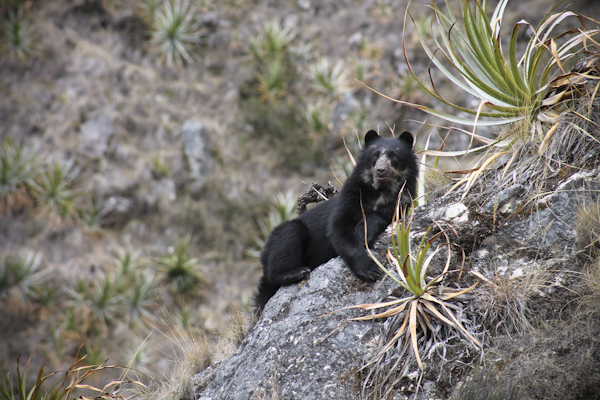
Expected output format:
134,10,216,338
575,201,600,260
474,267,549,335
345,205,480,397
579,257,600,319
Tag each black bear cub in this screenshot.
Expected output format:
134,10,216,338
254,130,417,314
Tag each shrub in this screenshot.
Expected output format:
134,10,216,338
248,20,294,64
308,59,349,97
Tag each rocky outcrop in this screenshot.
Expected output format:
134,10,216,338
193,168,600,399
194,257,392,400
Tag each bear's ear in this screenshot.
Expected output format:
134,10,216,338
364,130,379,145
398,131,413,147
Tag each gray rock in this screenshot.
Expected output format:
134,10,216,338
298,0,311,11
331,92,360,134
481,184,526,214
473,170,600,279
146,177,177,211
103,195,134,227
194,258,393,400
181,120,212,193
79,112,114,158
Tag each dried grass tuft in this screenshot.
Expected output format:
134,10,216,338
475,268,550,336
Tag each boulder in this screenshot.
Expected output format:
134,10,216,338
181,120,212,194
79,112,115,158
195,258,394,400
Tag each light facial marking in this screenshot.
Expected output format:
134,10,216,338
374,153,389,169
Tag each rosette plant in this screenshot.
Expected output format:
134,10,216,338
370,0,600,197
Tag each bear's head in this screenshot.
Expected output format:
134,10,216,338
358,130,417,193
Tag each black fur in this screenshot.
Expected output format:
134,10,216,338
254,130,417,315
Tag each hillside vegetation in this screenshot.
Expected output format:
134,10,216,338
1,0,599,398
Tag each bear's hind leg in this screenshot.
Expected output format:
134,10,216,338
255,219,310,314
261,219,311,285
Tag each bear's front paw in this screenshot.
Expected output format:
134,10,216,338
351,259,382,282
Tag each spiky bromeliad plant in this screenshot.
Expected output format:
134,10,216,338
1,7,37,60
346,203,480,397
150,0,201,66
155,235,206,301
31,160,80,224
0,251,49,313
0,139,38,215
369,0,600,198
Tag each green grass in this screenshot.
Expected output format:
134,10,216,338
308,59,349,97
123,270,158,327
453,369,523,400
257,58,289,103
475,268,548,335
67,272,123,331
79,199,111,236
575,201,600,259
248,191,297,259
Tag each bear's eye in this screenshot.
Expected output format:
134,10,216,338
389,152,398,160
372,152,380,161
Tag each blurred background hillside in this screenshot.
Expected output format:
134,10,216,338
1,0,599,393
